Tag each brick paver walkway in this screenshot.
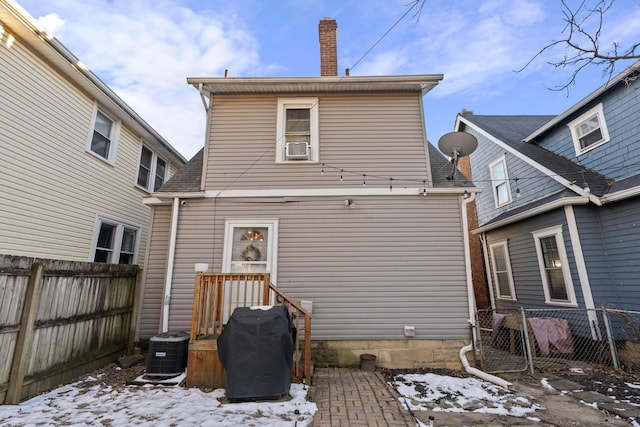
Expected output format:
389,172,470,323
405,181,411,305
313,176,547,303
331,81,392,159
309,368,415,427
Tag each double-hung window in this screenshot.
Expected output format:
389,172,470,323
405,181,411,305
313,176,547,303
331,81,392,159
92,216,140,264
489,240,516,300
87,104,120,164
568,103,610,155
137,145,168,191
276,98,319,163
489,156,511,207
531,225,576,306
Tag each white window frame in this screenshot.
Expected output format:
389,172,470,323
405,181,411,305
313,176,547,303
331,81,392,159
489,240,516,300
222,219,279,281
136,144,169,192
90,215,141,265
86,103,121,165
275,98,319,163
531,225,577,306
568,103,610,155
489,155,511,207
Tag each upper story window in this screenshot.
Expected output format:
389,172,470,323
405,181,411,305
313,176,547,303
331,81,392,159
489,155,511,207
91,216,140,265
137,145,168,192
489,240,516,300
86,104,120,164
276,98,319,163
531,225,577,306
568,103,610,155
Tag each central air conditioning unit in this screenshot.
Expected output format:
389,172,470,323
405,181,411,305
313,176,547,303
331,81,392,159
146,331,190,376
285,142,309,160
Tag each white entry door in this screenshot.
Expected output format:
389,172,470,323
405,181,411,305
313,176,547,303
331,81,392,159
221,220,279,319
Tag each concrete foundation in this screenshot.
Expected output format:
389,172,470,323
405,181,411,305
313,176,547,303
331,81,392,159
311,339,470,370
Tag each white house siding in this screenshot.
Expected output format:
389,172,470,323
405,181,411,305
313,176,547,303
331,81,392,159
0,28,154,263
204,93,429,190
139,194,472,341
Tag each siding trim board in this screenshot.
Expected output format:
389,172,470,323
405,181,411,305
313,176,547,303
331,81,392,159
473,196,590,234
564,205,598,339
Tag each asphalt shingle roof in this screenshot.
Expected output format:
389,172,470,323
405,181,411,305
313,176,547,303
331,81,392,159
462,114,611,196
157,149,203,193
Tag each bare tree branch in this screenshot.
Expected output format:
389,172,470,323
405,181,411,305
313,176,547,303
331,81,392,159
516,0,640,93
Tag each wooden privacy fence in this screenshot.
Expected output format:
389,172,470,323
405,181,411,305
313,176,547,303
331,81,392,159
188,273,313,388
0,255,142,404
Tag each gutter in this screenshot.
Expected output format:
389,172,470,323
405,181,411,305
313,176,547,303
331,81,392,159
472,196,590,234
161,197,180,332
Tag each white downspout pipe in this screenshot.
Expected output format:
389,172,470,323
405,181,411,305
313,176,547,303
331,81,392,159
460,192,511,389
461,192,478,332
161,197,180,332
460,344,512,389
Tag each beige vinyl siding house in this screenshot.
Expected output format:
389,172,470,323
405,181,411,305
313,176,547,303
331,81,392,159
139,85,480,368
0,0,185,264
138,19,479,368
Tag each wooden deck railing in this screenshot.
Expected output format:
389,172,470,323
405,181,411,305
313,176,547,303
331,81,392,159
190,273,314,384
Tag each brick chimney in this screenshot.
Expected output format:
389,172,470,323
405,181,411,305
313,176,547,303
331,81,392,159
319,17,338,76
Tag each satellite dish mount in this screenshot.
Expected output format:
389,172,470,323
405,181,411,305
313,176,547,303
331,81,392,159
437,132,478,180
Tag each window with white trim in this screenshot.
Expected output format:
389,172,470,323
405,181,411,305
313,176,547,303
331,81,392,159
568,103,610,155
222,220,278,278
489,156,511,207
91,217,140,264
137,145,168,192
489,240,516,300
86,104,120,164
276,98,319,163
531,225,577,306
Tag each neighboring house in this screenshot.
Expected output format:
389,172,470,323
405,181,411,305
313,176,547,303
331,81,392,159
0,0,185,265
456,61,640,325
137,19,481,368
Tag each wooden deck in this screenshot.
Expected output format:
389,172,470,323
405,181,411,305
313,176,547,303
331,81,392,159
186,273,313,388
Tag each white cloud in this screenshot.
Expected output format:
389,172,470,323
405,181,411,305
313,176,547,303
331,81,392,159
351,0,552,97
36,13,65,36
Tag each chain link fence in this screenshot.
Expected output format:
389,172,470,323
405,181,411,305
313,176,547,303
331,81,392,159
475,308,640,374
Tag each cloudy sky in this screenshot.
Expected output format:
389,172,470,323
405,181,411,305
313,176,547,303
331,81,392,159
16,0,640,160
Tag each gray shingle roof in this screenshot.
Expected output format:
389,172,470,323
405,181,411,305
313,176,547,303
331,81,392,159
462,114,611,196
156,149,203,192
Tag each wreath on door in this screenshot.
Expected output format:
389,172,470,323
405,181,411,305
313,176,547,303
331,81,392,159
241,244,261,261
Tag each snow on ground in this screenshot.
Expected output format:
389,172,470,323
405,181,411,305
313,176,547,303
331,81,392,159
0,373,316,427
389,372,542,417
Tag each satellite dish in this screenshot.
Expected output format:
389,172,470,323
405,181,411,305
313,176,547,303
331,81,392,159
437,132,478,180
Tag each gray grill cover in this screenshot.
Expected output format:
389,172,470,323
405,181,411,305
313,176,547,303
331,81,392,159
217,305,295,401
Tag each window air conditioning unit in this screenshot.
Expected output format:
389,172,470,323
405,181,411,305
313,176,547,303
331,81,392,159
285,142,309,160
146,331,190,376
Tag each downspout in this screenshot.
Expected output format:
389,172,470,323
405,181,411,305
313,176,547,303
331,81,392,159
460,344,512,389
461,192,478,333
161,197,180,332
460,192,512,389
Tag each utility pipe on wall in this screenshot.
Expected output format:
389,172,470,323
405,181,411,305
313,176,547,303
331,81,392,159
161,197,180,332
